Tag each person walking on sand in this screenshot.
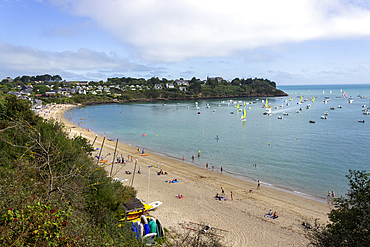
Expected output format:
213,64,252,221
206,163,208,169
257,180,261,190
231,191,233,201
221,167,223,174
221,187,225,195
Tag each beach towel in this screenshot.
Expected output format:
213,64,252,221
264,214,278,219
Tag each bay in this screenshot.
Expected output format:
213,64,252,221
66,84,370,199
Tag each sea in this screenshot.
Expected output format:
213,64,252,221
65,84,370,201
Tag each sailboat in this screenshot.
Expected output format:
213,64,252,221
241,109,247,121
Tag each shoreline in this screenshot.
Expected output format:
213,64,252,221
44,103,332,246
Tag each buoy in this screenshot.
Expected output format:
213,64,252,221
296,137,298,140
181,133,182,134
203,130,204,132
268,143,270,145
327,132,329,135
239,148,241,149
156,135,158,137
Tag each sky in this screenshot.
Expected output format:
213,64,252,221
1,0,370,85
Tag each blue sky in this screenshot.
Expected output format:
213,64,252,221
1,0,370,85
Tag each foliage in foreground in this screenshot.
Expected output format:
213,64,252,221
309,169,370,246
0,95,140,246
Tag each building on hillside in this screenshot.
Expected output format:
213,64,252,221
166,82,174,89
207,76,223,83
175,79,189,86
154,84,162,90
179,87,187,92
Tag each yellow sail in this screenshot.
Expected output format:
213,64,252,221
265,99,268,108
300,96,303,101
237,104,239,109
313,96,315,102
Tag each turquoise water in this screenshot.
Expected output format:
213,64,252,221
66,84,370,199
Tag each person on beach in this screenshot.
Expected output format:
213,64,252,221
212,166,214,171
138,166,142,174
268,210,273,215
142,148,145,154
331,191,335,198
221,187,225,195
192,155,194,160
273,212,278,218
327,191,331,199
257,180,261,190
221,167,223,174
206,163,208,169
231,191,233,201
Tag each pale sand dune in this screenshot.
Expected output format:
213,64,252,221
46,104,331,246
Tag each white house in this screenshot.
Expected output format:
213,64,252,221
166,82,174,89
179,87,187,91
175,79,189,86
154,84,162,90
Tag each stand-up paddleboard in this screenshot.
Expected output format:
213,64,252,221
148,219,157,233
156,219,164,237
140,215,148,225
142,233,157,245
99,160,108,163
134,221,143,238
144,223,150,235
141,153,148,156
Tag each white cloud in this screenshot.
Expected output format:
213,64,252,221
49,0,370,62
0,41,150,80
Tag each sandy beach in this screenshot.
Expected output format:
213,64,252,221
43,104,332,246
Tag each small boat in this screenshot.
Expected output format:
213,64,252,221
197,112,201,114
280,104,283,107
321,116,327,119
286,103,289,106
296,110,300,113
274,106,278,109
358,120,365,123
362,104,366,108
230,111,234,114
349,99,354,103
283,112,289,116
299,107,303,111
241,109,247,121
330,107,335,110
278,116,283,119
309,120,315,123
197,107,200,110
363,110,370,115
324,111,329,115
213,109,216,112
337,105,342,108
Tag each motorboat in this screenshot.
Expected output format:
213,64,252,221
358,120,365,123
309,120,315,123
324,111,329,115
349,99,354,103
306,104,311,109
330,107,335,110
337,105,342,108
321,116,327,119
296,110,300,113
278,116,283,119
283,112,289,116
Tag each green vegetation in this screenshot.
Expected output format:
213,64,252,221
2,74,287,105
0,95,141,246
309,170,370,246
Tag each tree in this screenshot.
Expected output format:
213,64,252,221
309,170,370,246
